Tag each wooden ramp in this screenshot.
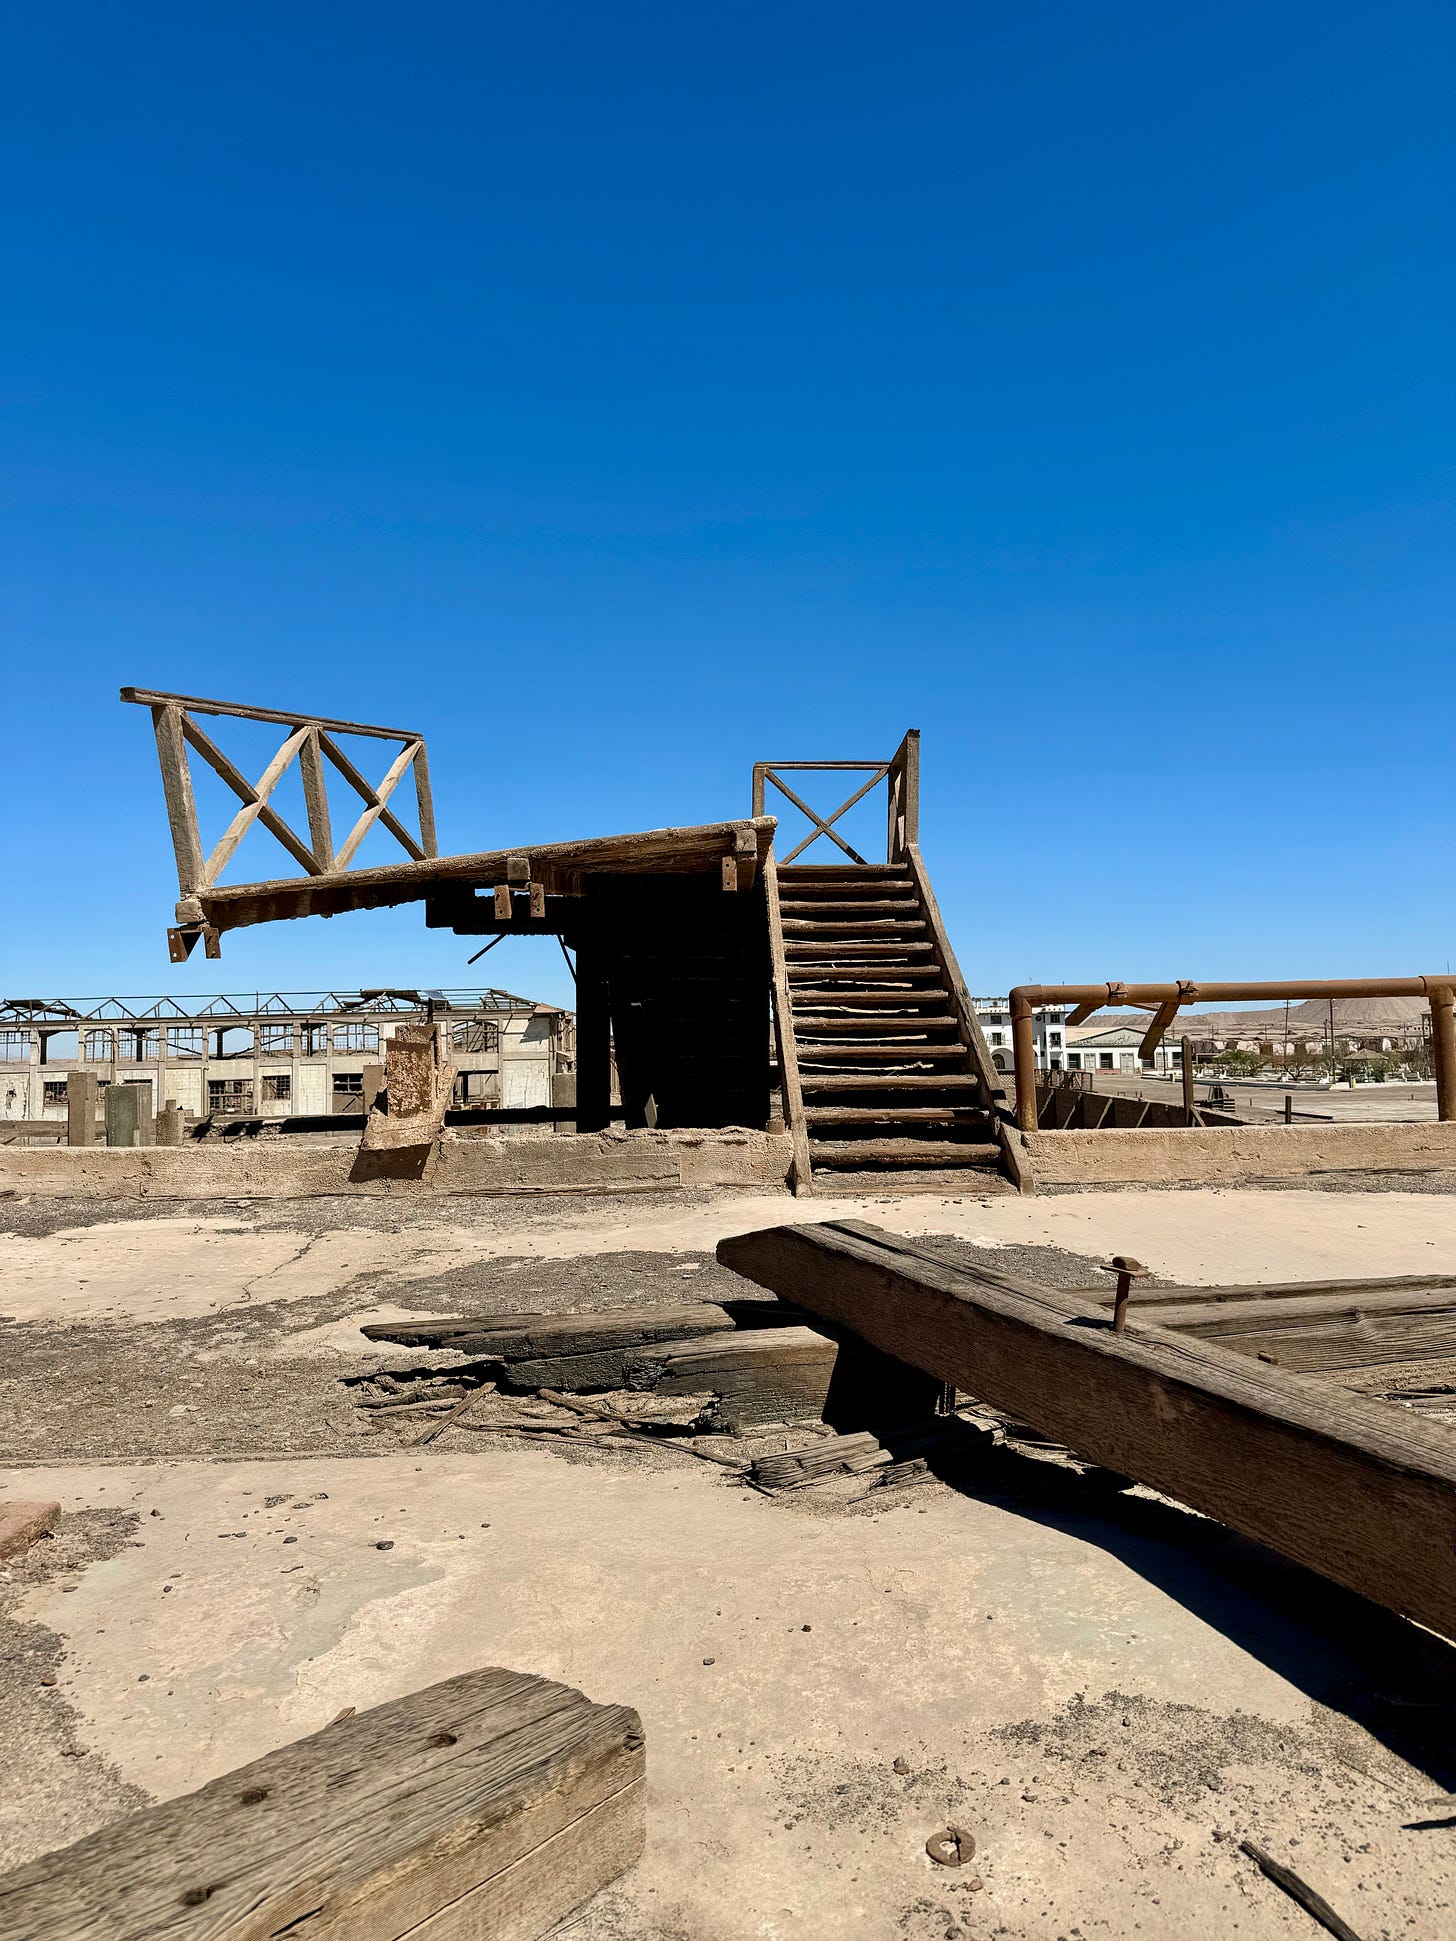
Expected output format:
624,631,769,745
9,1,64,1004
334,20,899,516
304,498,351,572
759,735,1008,1193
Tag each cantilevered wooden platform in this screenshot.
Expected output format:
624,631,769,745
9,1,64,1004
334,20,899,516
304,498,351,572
176,816,775,939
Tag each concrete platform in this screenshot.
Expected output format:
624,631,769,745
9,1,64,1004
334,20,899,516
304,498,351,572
2,1183,1454,1937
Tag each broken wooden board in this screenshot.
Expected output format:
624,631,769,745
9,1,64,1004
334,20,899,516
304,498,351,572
0,1666,644,1941
716,1220,1456,1640
362,1301,940,1430
749,1416,991,1490
361,1299,801,1360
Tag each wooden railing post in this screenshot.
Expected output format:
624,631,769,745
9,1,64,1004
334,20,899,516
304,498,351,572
763,849,814,1195
150,704,205,897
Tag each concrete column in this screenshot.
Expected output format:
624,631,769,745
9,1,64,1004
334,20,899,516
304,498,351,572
105,1083,149,1148
66,1071,99,1146
155,1100,183,1146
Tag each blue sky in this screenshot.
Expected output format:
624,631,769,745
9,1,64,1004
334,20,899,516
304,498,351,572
4,2,1452,1008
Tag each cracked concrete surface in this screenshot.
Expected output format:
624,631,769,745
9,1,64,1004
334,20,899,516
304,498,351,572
1,1182,1454,1937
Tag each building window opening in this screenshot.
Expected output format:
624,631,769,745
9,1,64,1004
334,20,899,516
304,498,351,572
333,1023,380,1052
208,1078,254,1116
262,1074,292,1103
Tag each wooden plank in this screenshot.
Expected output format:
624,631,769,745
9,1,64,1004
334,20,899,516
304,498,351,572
149,704,206,896
1082,1274,1456,1308
0,1666,643,1941
716,1220,1456,1639
648,1325,942,1430
298,727,334,870
185,817,779,935
1130,1287,1456,1374
411,740,439,856
764,848,815,1195
122,686,423,741
361,1301,801,1358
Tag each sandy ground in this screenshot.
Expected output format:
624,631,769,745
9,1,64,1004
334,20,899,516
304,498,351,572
3,1182,1455,1938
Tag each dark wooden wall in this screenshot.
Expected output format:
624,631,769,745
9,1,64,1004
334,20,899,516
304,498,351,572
572,875,769,1133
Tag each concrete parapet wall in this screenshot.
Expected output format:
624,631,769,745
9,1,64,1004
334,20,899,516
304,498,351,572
1011,1119,1456,1190
0,1128,793,1200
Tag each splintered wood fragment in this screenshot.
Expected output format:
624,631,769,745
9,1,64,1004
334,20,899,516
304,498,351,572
1239,1840,1366,1941
0,1666,644,1941
408,1383,494,1446
716,1221,1456,1638
360,1301,800,1360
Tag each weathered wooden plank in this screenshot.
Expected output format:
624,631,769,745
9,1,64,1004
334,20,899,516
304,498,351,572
0,1666,644,1941
187,816,780,935
360,1301,793,1359
764,848,815,1195
716,1220,1456,1639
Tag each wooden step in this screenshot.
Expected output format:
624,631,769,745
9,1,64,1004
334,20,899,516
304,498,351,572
780,919,927,937
797,1044,968,1063
787,968,944,986
809,1140,1003,1169
806,1105,995,1124
778,866,911,880
800,1073,986,1092
779,898,917,914
784,942,935,959
793,1015,960,1034
789,987,950,1004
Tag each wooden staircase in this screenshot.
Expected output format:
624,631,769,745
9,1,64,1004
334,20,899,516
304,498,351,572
766,855,1008,1194
757,731,1009,1195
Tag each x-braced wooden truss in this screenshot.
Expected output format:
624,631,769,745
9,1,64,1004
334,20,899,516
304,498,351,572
751,729,918,865
121,687,438,960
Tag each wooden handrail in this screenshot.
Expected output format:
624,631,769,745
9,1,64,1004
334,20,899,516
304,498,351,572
763,849,814,1195
751,730,919,865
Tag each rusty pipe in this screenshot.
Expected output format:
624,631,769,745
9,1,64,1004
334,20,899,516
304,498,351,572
1012,976,1456,1133
1010,990,1039,1131
1012,977,1456,1009
1431,987,1456,1123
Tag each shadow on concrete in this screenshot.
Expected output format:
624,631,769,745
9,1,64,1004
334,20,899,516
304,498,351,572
902,1433,1456,1787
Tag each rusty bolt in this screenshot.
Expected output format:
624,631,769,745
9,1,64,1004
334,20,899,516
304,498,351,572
1100,1255,1151,1333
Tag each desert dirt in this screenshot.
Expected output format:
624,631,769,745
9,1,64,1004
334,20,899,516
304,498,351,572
2,1181,1455,1939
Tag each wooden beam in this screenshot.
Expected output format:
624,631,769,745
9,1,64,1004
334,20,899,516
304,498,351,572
121,685,423,741
716,1220,1456,1640
764,849,814,1195
298,726,334,870
149,704,205,896
0,1666,644,1941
